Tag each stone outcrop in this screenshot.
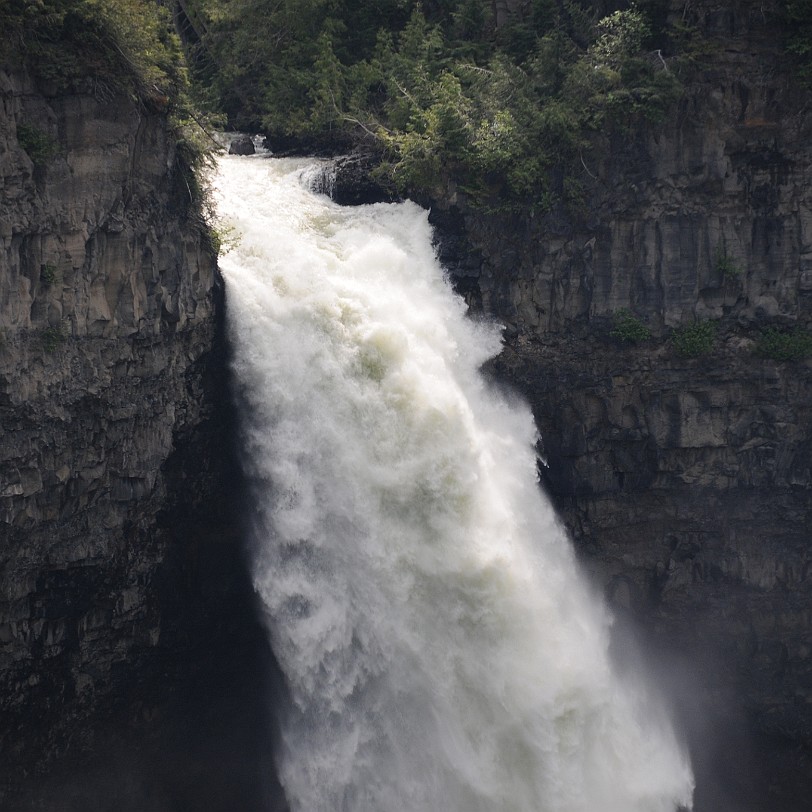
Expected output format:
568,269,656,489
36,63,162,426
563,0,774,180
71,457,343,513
431,6,812,809
0,66,279,809
229,134,256,155
329,153,397,206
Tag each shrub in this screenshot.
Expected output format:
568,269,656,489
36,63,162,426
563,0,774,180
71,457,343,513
610,309,650,343
4,0,189,100
756,327,812,361
179,1,682,209
715,246,741,278
41,264,60,286
785,0,812,82
208,222,241,255
40,326,64,353
17,123,58,167
672,320,716,357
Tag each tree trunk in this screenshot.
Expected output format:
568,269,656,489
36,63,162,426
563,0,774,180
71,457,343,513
492,0,530,28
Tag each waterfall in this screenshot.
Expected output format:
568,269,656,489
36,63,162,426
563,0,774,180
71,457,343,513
214,154,695,812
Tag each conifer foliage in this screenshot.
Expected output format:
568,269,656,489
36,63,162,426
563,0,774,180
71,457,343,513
181,0,687,206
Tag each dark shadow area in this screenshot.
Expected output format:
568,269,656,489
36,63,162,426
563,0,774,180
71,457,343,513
2,281,289,812
608,607,812,812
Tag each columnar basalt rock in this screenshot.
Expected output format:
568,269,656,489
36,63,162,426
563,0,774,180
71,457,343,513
433,8,812,808
0,66,277,809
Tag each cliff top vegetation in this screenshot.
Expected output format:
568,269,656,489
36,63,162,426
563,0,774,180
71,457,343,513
177,0,811,209
2,0,217,211
1,0,187,102
5,1,809,211
179,0,683,208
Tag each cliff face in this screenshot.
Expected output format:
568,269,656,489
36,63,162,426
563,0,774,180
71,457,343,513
0,66,277,809
434,5,812,808
2,3,809,808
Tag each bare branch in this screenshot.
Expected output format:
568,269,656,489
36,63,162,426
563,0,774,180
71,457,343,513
580,151,598,180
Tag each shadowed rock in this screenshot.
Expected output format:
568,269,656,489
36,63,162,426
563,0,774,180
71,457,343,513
229,135,255,155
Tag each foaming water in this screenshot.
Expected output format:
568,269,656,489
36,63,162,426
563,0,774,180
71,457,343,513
215,155,694,812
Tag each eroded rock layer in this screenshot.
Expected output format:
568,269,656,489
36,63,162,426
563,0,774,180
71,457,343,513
432,7,811,808
0,67,277,810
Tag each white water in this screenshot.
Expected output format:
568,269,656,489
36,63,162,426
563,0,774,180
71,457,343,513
215,155,695,812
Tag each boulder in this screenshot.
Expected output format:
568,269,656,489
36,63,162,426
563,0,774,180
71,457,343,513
331,154,397,206
228,135,255,155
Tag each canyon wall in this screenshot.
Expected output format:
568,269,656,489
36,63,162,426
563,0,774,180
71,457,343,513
433,4,811,808
1,2,809,809
0,65,277,810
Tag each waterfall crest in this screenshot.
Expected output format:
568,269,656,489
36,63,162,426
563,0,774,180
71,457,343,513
215,155,694,812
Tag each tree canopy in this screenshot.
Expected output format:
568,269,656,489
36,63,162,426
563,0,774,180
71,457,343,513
180,0,690,207
7,1,808,210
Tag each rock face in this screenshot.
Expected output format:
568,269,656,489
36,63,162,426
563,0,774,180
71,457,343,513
0,67,279,809
433,7,812,809
2,3,810,809
329,153,397,205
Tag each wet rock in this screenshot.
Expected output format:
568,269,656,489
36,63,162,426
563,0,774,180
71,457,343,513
228,135,255,155
330,153,397,206
0,65,275,810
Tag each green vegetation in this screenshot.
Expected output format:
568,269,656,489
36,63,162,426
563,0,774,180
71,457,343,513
610,309,650,343
17,123,58,167
180,0,682,207
715,245,741,279
3,0,216,210
40,264,60,286
207,221,241,256
2,0,187,100
671,320,716,358
756,327,812,361
40,326,65,353
784,0,812,81
4,0,808,213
